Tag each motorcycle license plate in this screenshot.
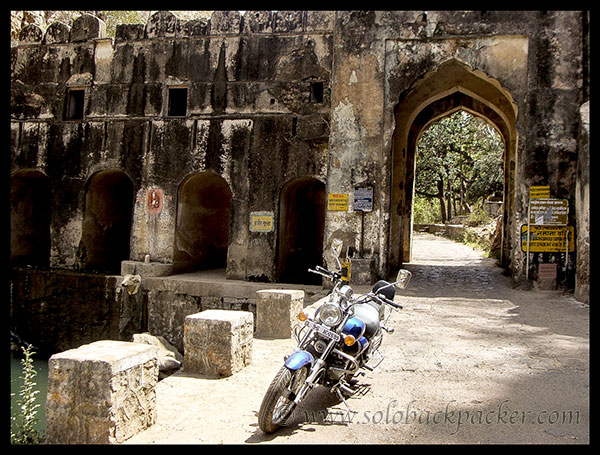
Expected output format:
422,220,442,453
305,319,340,342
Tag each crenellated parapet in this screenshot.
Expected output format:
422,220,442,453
16,11,334,46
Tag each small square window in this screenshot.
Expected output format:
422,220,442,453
311,81,324,104
167,87,188,117
66,88,85,120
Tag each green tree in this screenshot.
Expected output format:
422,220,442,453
415,110,504,223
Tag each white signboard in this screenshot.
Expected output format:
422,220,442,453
353,186,373,212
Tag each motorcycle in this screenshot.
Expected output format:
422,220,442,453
258,239,412,433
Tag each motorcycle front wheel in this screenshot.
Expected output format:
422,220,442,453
258,365,308,433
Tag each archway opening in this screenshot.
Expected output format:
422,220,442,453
80,170,134,273
277,177,326,284
10,169,51,268
390,59,518,274
174,172,231,273
413,109,505,227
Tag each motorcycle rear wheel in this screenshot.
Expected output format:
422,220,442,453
258,365,308,433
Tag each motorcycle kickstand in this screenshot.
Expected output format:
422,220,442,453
333,385,357,417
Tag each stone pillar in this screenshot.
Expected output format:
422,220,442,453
256,289,304,338
183,310,253,377
575,101,589,303
45,340,159,444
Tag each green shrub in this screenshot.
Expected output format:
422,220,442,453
465,199,493,226
413,196,442,224
11,345,44,445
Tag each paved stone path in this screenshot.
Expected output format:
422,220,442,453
403,232,504,297
125,232,589,444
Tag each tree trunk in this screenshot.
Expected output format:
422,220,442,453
437,179,447,223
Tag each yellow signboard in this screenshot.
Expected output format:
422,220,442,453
521,225,574,253
529,186,550,199
249,211,274,232
328,193,349,211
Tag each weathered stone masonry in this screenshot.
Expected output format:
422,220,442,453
10,11,589,354
11,11,332,283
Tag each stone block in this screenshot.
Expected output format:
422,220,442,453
274,11,304,33
256,289,304,338
210,11,242,35
537,263,557,290
184,310,253,377
71,14,106,42
350,257,376,285
145,11,176,38
45,340,159,444
243,11,273,34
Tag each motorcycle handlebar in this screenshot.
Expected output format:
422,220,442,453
308,266,341,281
373,293,403,310
308,266,403,309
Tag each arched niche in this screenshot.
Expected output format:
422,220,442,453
174,171,232,273
10,169,51,267
80,169,134,273
277,177,326,284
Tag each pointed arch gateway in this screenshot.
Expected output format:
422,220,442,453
389,59,518,272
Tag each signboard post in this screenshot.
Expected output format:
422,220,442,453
328,193,349,211
520,225,574,252
353,186,373,213
353,186,373,256
529,199,569,226
525,186,569,280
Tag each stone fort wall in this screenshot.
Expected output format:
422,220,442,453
10,11,589,353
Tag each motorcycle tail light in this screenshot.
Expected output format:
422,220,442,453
298,311,308,321
344,334,356,346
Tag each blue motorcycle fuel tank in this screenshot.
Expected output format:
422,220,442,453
343,316,366,339
343,316,369,353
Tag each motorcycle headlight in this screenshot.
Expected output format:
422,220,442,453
318,303,342,327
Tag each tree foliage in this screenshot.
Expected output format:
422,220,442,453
415,110,504,223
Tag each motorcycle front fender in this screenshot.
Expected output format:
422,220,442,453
284,350,314,371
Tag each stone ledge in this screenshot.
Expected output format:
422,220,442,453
121,260,173,277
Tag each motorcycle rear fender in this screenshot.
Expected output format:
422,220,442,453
284,350,314,371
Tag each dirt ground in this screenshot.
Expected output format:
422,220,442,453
125,232,589,444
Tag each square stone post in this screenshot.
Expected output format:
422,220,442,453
45,340,159,444
183,310,253,377
256,289,304,338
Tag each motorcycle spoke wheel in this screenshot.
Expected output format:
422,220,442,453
258,365,308,433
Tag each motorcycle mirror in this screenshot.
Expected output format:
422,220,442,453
395,269,412,289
